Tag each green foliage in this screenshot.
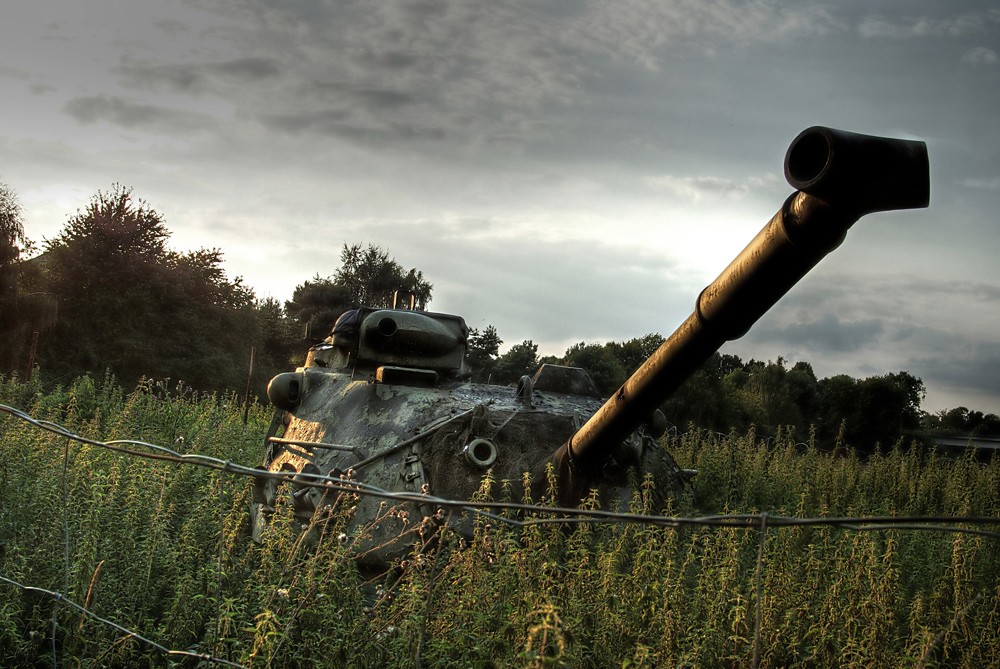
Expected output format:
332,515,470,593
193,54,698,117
336,243,432,310
30,184,289,395
661,352,740,433
285,274,355,344
603,333,665,374
562,342,626,396
931,406,1000,437
0,179,27,270
492,340,539,385
286,243,434,345
1,180,57,377
816,371,926,449
466,324,502,382
252,295,302,379
2,377,1000,667
549,339,935,449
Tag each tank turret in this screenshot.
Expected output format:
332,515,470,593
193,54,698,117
251,127,930,568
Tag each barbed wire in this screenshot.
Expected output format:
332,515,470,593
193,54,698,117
2,400,999,669
4,402,999,537
0,575,245,668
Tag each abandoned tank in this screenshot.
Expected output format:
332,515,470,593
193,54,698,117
250,126,930,567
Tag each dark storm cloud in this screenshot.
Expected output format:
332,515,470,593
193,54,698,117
916,343,1000,397
115,57,281,93
212,58,281,81
0,65,31,81
62,95,215,134
722,265,1000,409
886,324,1000,397
352,49,420,71
260,109,350,131
349,88,414,110
199,0,584,131
115,0,853,159
258,110,444,143
730,319,1000,412
151,18,190,38
302,81,416,111
757,274,1000,318
0,65,55,95
7,0,1000,415
565,1,841,66
874,277,1000,308
253,76,430,142
29,85,53,95
753,314,884,353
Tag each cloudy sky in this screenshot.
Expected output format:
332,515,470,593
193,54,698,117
2,1,999,414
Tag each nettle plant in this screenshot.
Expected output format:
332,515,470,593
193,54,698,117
1,376,998,668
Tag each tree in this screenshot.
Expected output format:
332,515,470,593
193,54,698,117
939,406,971,433
0,180,26,296
40,185,173,383
737,357,818,439
36,184,271,392
719,353,745,376
604,334,665,375
973,413,1000,437
562,342,626,395
817,374,858,443
785,362,819,432
491,340,539,385
285,275,355,344
815,371,925,450
335,243,432,310
853,375,910,447
661,352,736,432
1,181,28,374
466,324,502,382
1,180,57,377
248,295,302,385
286,244,434,344
885,371,925,431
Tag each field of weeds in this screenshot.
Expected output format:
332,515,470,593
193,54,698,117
1,375,998,668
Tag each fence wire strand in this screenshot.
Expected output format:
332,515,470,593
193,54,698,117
0,575,245,668
2,400,999,669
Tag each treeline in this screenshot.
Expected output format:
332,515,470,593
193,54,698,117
3,184,296,394
2,180,996,448
0,182,428,396
923,405,1000,437
469,332,935,449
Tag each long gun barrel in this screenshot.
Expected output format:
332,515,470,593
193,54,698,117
548,126,930,501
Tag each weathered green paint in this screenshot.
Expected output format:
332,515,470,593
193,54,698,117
252,308,686,567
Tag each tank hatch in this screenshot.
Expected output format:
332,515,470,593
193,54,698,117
304,307,469,385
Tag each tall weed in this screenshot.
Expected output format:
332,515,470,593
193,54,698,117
1,380,998,667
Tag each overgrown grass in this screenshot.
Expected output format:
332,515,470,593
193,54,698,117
1,376,998,667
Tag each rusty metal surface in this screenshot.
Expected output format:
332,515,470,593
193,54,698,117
252,364,680,565
254,361,674,565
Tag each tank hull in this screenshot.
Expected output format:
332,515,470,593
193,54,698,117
251,367,685,566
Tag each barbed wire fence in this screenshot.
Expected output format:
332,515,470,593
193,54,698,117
2,400,999,668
